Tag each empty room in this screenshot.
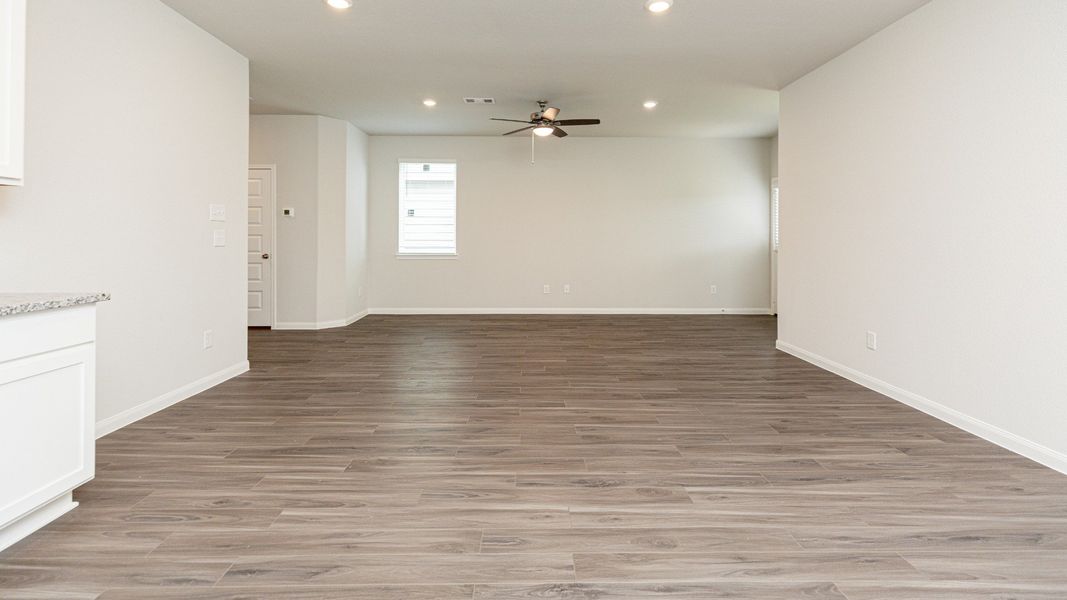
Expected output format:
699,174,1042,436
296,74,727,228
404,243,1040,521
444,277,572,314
1,0,1065,598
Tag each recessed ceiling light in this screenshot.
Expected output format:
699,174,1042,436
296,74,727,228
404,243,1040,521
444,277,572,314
643,100,658,109
645,0,673,14
422,99,437,107
325,0,353,9
533,126,555,137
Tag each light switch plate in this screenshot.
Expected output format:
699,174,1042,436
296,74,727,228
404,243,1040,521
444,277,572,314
213,230,226,247
209,204,226,221
282,208,295,217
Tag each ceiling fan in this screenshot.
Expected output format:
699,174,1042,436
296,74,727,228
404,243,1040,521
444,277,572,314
491,100,601,138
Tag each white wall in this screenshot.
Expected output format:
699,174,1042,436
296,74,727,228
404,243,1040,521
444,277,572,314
250,115,320,324
769,136,778,179
0,0,249,432
317,117,348,323
778,0,1067,470
346,124,370,317
368,136,772,312
250,115,369,327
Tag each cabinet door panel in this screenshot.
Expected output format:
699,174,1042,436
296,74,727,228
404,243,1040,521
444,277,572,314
0,344,95,528
0,0,26,185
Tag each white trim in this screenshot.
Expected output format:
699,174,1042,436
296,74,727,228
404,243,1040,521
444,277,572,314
272,310,370,331
776,340,1067,475
397,158,457,164
95,360,249,439
369,307,774,315
249,164,278,328
395,254,458,259
272,321,324,330
0,492,76,553
346,309,370,325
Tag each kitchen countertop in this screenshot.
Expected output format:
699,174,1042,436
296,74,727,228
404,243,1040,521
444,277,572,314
0,292,111,317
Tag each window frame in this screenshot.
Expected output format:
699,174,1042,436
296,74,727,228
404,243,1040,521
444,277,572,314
770,177,780,252
396,158,458,258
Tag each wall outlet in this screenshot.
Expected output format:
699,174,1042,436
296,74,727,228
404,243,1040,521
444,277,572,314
212,229,226,247
563,284,571,294
203,329,214,349
543,284,551,294
709,285,718,294
866,330,877,351
208,204,226,221
282,207,295,217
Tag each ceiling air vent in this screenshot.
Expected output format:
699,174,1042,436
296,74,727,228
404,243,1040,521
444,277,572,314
463,97,495,104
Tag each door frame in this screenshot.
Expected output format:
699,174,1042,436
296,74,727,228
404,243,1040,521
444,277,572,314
249,164,278,329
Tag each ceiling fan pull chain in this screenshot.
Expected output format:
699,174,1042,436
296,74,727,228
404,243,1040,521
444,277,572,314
531,130,535,165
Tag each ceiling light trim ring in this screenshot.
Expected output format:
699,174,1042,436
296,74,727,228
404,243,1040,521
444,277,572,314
645,0,673,14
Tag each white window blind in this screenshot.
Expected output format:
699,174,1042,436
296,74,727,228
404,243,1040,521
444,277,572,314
398,161,457,255
771,178,780,251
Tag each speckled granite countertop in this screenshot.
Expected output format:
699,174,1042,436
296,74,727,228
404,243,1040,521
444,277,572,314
0,292,111,317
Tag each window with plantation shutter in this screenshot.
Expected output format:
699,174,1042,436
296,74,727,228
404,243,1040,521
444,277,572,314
771,177,780,251
398,161,457,255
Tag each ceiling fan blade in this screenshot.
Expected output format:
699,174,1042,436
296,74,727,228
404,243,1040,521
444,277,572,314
554,119,600,126
502,126,535,136
552,127,568,138
541,107,560,121
491,118,534,124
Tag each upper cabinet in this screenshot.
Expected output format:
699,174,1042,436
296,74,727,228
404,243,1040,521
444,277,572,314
0,0,26,186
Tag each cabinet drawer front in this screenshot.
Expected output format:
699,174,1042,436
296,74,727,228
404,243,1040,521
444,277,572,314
0,305,95,364
0,344,95,529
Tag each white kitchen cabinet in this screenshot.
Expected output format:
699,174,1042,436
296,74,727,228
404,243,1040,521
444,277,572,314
0,0,26,186
0,293,109,551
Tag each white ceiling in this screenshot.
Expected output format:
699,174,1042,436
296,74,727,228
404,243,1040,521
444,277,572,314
162,0,929,137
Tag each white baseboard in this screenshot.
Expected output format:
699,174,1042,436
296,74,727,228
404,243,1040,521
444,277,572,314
346,309,370,325
272,322,323,330
95,360,249,439
0,492,77,552
368,307,774,315
273,310,369,331
276,309,773,324
776,340,1067,475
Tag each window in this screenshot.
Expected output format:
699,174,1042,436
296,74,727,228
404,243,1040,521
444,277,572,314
771,177,780,251
398,161,457,255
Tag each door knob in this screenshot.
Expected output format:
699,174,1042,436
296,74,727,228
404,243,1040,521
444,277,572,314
262,253,270,259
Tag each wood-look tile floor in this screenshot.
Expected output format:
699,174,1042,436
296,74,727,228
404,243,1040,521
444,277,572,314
3,315,1067,599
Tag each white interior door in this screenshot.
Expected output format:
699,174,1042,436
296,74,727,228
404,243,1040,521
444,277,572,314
248,167,274,327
